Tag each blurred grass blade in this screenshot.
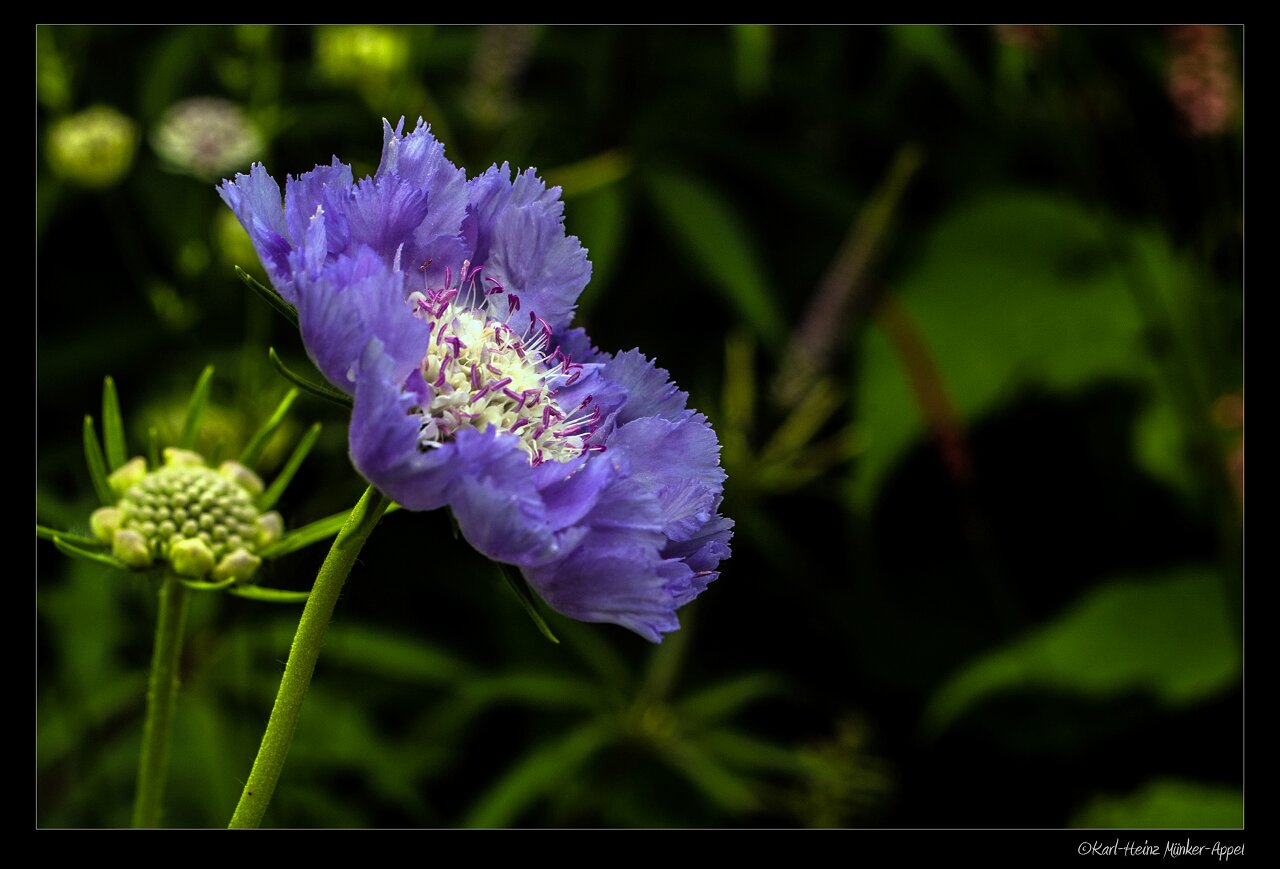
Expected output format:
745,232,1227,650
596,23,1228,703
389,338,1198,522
557,619,635,698
239,388,299,469
463,720,614,827
147,426,161,469
723,331,756,436
498,562,559,644
699,728,807,774
269,347,353,408
236,265,298,328
732,25,771,98
545,149,631,198
227,586,309,603
641,611,691,701
645,170,786,346
259,422,320,511
37,524,101,548
101,376,127,470
759,377,843,465
259,502,401,559
676,673,786,728
322,623,474,686
462,672,603,711
82,415,115,504
659,738,760,814
258,510,346,559
179,365,215,450
774,142,922,406
52,535,127,570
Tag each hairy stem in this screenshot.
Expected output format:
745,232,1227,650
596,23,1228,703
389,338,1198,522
228,485,389,828
132,572,192,828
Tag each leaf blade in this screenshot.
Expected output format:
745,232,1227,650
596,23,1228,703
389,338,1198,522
101,376,127,470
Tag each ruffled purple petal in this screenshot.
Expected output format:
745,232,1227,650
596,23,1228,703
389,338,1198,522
218,164,296,300
448,452,565,568
602,349,692,424
664,515,734,573
345,176,431,264
350,342,472,511
295,246,428,394
284,159,354,262
465,164,591,331
524,539,681,643
377,118,469,287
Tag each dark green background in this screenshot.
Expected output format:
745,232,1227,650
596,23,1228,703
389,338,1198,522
36,25,1243,828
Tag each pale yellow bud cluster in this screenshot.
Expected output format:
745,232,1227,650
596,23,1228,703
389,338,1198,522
90,449,281,582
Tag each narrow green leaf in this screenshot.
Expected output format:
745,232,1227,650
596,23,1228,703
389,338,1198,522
258,510,347,559
699,729,808,774
258,502,402,559
645,170,786,345
322,623,475,686
81,415,115,505
101,376,127,470
258,422,320,511
463,672,603,710
36,525,101,548
147,426,161,469
463,720,614,827
239,387,299,469
732,25,771,98
759,377,843,465
887,26,984,109
268,347,353,408
676,673,786,728
544,149,631,198
497,562,560,644
52,535,128,570
179,365,216,450
659,738,760,814
227,585,309,603
236,265,298,328
557,619,635,699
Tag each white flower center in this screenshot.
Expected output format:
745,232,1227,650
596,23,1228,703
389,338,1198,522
407,261,600,466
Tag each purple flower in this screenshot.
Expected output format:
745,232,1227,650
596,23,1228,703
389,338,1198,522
219,119,731,641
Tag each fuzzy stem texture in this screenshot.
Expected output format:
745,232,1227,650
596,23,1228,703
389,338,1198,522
228,485,389,828
132,573,192,828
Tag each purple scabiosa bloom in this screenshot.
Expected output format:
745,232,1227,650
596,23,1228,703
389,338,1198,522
219,118,731,641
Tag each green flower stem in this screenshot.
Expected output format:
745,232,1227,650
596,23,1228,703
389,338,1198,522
131,572,192,828
228,485,390,829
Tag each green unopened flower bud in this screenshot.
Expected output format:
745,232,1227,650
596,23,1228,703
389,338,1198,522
212,548,262,583
90,507,123,543
108,456,148,497
256,511,284,547
219,461,264,496
46,105,138,189
163,448,207,469
169,537,216,578
112,529,153,568
316,26,409,87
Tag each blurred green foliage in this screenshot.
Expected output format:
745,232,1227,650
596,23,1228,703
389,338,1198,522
37,25,1242,828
